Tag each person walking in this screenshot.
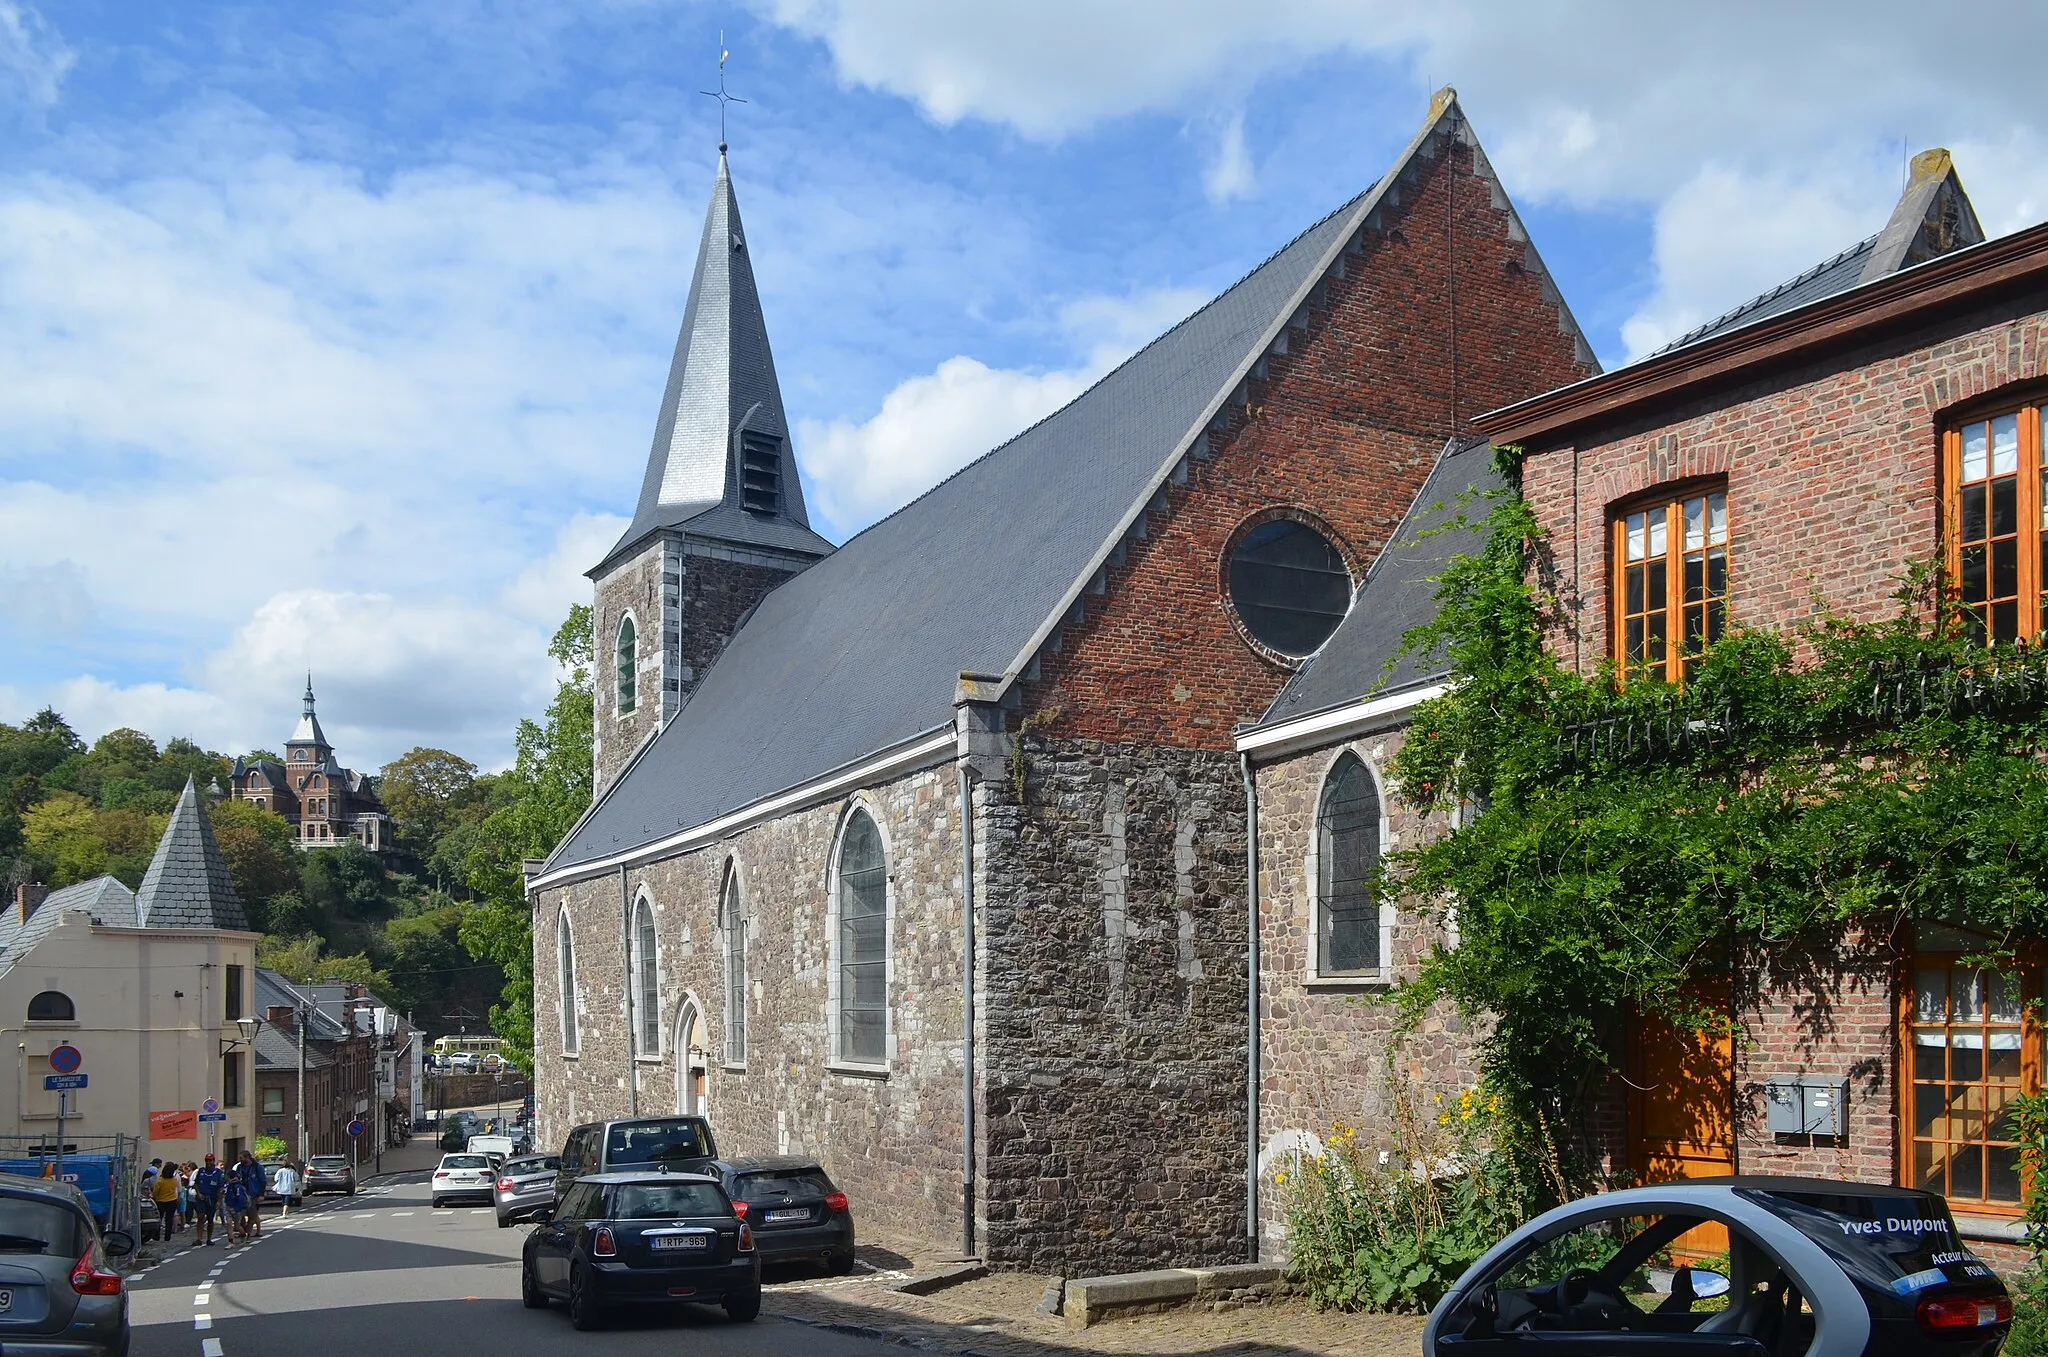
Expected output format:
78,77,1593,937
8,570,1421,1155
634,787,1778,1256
221,1173,250,1245
191,1154,225,1246
270,1160,299,1217
173,1162,191,1234
149,1158,179,1240
234,1151,267,1238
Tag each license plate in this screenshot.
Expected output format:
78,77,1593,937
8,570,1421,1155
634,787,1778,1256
651,1235,710,1251
0,1286,11,1311
765,1208,810,1222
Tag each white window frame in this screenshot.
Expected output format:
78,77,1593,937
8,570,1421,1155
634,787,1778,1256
631,889,661,1063
825,800,894,1075
615,610,639,716
557,907,581,1056
1303,744,1396,987
720,862,748,1070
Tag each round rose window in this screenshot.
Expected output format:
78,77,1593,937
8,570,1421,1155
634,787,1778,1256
1226,519,1352,658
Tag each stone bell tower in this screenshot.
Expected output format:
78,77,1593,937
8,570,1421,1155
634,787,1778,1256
590,151,832,798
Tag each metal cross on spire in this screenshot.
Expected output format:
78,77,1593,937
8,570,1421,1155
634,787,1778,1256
700,32,747,154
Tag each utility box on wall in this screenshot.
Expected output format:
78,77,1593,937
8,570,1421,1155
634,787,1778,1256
1764,1078,1848,1136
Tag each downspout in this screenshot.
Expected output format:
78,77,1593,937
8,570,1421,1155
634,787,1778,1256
1241,752,1261,1264
620,865,638,1117
957,764,977,1259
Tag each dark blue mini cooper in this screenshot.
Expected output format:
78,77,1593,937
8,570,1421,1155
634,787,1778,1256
520,1171,759,1330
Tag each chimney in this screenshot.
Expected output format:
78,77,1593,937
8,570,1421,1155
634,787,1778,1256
265,1005,296,1033
15,883,49,925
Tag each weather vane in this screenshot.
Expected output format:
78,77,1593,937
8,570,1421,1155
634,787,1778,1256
700,32,747,154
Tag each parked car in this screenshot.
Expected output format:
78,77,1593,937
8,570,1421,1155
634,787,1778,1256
554,1116,718,1203
0,1170,137,1356
431,1153,498,1208
447,1053,478,1073
438,1111,480,1152
467,1135,517,1167
711,1156,855,1274
303,1155,357,1197
1424,1177,2012,1357
520,1171,759,1329
494,1155,561,1229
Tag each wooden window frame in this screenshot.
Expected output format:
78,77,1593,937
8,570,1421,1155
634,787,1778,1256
1942,402,2048,646
1898,949,2043,1218
1609,483,1731,684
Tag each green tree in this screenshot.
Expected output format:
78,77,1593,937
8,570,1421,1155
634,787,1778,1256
153,737,231,793
256,933,392,993
207,798,300,930
379,747,479,855
460,605,593,1066
21,791,106,885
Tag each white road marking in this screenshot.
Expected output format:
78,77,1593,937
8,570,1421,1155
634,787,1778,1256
195,1314,211,1329
197,1280,212,1290
390,1211,414,1216
193,1294,208,1305
203,1337,225,1356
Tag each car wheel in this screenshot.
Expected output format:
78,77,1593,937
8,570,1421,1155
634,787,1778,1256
568,1265,603,1331
827,1250,856,1276
497,1214,512,1229
723,1284,761,1323
521,1259,548,1309
431,1197,443,1209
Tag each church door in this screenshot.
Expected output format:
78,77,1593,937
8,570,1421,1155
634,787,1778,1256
1627,982,1735,1260
675,1001,707,1116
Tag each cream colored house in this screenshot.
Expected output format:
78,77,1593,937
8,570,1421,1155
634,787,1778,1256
0,779,263,1163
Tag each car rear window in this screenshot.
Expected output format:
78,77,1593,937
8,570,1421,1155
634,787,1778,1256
0,1193,85,1258
311,1157,348,1170
505,1157,558,1175
738,1169,832,1198
441,1155,490,1170
606,1120,711,1166
609,1183,729,1219
1743,1188,1998,1314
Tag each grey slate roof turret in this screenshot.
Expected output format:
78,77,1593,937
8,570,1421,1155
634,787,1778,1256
135,777,250,932
289,674,329,749
597,151,834,574
547,90,1576,877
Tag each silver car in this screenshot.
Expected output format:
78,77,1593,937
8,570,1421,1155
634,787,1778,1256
492,1154,560,1228
0,1171,137,1356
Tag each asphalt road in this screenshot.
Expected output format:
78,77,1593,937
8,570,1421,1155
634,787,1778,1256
125,1170,905,1357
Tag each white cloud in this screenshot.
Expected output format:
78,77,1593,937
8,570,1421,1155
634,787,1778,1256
0,561,93,634
1202,112,1254,205
797,285,1208,531
0,1,72,112
501,512,631,625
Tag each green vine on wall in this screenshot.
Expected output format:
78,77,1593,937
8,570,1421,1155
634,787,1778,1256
1383,464,2048,1154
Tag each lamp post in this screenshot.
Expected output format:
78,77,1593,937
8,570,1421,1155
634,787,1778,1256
218,1016,261,1159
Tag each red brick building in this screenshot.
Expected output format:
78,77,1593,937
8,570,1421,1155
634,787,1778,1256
531,89,1594,1273
232,679,389,851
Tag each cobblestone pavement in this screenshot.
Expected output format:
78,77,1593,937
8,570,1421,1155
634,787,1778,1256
769,1251,1424,1357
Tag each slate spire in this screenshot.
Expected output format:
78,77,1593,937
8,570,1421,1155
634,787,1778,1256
290,673,329,749
610,152,812,563
135,777,249,932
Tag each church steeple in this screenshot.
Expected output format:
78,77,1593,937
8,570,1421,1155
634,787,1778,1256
600,152,819,573
289,673,329,751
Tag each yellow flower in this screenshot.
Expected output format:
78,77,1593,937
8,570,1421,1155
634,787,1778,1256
1437,1112,1451,1125
1275,1172,1287,1184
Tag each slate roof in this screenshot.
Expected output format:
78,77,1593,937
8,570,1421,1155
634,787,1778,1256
135,778,251,931
549,95,1515,876
599,151,834,573
289,676,329,748
1645,149,1984,360
1254,439,1502,729
0,877,137,977
254,1020,333,1071
254,968,351,1042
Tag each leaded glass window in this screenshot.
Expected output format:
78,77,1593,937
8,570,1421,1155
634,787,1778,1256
723,869,747,1065
557,910,579,1054
1614,489,1729,683
837,811,887,1064
616,615,637,714
633,899,659,1058
1227,519,1351,658
1316,754,1381,975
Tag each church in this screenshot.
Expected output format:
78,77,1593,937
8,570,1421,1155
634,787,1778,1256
528,89,1595,1273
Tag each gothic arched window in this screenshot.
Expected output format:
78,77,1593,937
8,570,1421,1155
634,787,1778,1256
616,615,638,715
557,909,580,1055
722,867,746,1065
1316,754,1382,976
632,895,659,1059
835,810,888,1065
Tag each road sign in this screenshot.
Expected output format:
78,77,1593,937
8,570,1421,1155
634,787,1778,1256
197,1112,227,1123
346,1119,365,1138
43,1073,85,1090
200,1097,220,1115
47,1045,80,1074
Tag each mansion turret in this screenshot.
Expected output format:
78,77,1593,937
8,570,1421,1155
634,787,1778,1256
231,679,388,850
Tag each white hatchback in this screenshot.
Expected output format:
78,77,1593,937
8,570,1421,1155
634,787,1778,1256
431,1153,497,1208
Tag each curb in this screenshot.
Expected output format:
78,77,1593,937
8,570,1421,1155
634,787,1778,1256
776,1312,1009,1357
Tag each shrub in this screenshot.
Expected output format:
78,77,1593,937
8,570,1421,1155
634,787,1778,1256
1274,1080,1575,1312
252,1134,289,1162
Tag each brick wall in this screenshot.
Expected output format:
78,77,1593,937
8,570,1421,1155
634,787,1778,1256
531,763,965,1255
1028,137,1593,750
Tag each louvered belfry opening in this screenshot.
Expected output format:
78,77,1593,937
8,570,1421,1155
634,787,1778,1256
738,429,783,514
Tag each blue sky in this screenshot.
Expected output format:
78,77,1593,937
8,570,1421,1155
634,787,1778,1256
4,1,2047,768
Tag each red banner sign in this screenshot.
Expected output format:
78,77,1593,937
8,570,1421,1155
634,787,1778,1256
149,1109,198,1140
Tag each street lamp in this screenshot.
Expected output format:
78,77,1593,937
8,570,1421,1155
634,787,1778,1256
217,1015,260,1055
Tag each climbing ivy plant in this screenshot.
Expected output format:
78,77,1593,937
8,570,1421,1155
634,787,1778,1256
1385,449,2048,1148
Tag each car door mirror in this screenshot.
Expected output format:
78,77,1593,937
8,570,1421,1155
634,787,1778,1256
530,1208,552,1225
1674,1266,1730,1298
101,1229,136,1258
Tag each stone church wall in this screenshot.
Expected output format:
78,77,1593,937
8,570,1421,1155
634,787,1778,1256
977,736,1249,1273
1248,723,1475,1252
532,762,966,1256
